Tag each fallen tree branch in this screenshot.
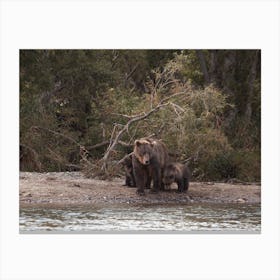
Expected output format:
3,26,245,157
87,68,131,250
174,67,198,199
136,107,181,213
31,126,81,147
101,90,189,172
110,113,133,119
30,126,92,170
117,152,134,165
170,102,185,113
87,140,133,151
87,141,110,150
65,164,81,170
118,141,133,147
125,63,139,83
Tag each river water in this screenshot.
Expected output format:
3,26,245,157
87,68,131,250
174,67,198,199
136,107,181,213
19,203,261,233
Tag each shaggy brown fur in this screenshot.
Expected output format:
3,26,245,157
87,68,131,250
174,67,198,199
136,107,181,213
163,162,190,192
121,154,136,187
132,138,169,195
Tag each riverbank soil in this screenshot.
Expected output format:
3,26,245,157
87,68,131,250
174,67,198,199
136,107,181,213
19,172,261,207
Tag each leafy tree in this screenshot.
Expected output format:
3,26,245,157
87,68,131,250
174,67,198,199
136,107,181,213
20,49,260,182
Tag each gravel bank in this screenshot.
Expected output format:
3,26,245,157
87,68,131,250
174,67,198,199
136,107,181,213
19,172,261,207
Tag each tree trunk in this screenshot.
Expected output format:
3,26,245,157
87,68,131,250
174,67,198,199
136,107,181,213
196,50,210,85
222,50,236,93
209,50,218,84
245,50,259,122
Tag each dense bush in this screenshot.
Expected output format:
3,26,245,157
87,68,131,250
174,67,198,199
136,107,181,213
20,50,261,182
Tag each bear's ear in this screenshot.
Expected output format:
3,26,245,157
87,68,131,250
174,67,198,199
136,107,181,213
135,140,141,147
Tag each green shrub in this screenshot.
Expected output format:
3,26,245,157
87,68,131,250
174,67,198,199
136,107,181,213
231,150,261,182
202,150,261,182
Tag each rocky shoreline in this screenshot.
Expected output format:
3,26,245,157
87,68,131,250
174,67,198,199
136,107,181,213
19,172,261,208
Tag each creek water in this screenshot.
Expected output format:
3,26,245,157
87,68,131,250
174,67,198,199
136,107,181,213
19,203,261,233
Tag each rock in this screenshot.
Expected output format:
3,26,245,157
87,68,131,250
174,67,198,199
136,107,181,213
46,177,56,181
236,198,246,203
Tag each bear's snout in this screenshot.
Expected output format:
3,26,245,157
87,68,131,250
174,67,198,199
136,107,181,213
142,154,150,165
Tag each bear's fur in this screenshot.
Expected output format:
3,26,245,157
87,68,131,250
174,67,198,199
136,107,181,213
163,162,191,192
121,154,136,187
132,138,169,195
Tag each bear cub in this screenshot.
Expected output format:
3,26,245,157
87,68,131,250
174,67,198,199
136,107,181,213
121,154,136,187
163,162,190,193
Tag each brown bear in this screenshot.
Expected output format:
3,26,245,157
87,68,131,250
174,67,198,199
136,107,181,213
163,162,191,193
121,153,136,187
132,137,169,195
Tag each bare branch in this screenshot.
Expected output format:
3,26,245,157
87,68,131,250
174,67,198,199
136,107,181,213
128,121,140,144
160,79,179,90
101,90,190,172
30,126,91,170
30,126,81,147
117,152,134,165
118,141,133,148
110,112,133,119
125,63,139,82
170,102,185,116
87,141,110,150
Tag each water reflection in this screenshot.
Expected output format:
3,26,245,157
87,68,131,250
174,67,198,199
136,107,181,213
19,203,261,232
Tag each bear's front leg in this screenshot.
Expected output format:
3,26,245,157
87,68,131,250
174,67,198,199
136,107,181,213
135,170,146,195
132,156,147,195
145,176,151,189
177,179,185,193
124,176,131,187
151,167,161,193
183,177,189,192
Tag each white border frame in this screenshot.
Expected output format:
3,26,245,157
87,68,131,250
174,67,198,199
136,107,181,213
1,0,279,279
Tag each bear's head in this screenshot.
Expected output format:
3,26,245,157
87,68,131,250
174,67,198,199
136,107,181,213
133,139,154,165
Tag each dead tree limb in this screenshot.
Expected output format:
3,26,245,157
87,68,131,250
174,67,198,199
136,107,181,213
87,140,133,151
31,126,81,147
110,112,133,119
127,121,141,145
118,141,133,148
30,126,93,170
87,141,110,150
125,63,139,82
101,90,189,172
117,152,134,165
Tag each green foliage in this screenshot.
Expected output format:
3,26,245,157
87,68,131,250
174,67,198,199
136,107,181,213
177,50,204,85
207,153,238,181
205,150,261,182
20,50,261,182
231,150,261,182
